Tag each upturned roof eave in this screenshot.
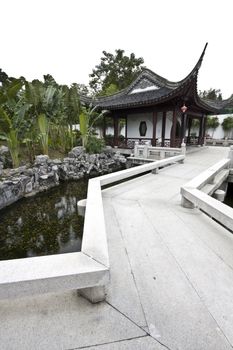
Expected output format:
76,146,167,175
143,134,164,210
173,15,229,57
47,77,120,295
92,43,209,106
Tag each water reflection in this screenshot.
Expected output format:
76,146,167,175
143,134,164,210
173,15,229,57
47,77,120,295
0,180,88,260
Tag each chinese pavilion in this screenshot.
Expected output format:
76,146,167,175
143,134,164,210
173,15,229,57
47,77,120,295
87,43,233,148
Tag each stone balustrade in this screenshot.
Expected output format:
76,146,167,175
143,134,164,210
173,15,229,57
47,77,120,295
133,141,186,161
181,146,233,231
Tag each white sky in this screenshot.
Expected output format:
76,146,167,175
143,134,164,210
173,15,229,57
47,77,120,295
1,0,232,98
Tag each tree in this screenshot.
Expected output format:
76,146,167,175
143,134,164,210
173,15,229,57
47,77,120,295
71,83,90,97
199,88,222,101
222,116,233,138
89,49,145,95
0,69,9,86
206,116,219,137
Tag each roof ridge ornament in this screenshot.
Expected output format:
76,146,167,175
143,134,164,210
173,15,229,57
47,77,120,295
195,42,208,71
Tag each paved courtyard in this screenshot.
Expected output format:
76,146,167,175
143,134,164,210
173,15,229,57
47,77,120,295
1,147,233,349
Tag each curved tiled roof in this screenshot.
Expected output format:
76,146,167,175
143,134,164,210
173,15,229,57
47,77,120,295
199,95,233,112
80,43,232,114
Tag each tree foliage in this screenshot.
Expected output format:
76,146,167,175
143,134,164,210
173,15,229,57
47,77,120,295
199,88,222,101
89,49,145,95
206,116,219,129
0,68,88,165
222,116,233,137
206,116,219,137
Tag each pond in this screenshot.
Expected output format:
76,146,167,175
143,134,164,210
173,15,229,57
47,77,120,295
0,180,88,261
224,182,233,208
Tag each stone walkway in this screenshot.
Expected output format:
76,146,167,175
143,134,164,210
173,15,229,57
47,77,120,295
1,147,233,349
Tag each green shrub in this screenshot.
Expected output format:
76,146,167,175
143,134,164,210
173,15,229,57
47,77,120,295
105,134,114,146
86,136,105,154
222,116,233,138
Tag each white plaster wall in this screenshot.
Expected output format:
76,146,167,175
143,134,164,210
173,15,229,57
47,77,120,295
156,112,163,139
127,111,174,140
208,114,232,139
190,114,233,139
165,111,173,139
127,113,153,138
106,127,114,136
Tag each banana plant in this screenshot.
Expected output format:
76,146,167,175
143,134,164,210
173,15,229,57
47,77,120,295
62,84,81,129
79,105,106,148
0,78,28,168
0,107,20,168
38,114,49,155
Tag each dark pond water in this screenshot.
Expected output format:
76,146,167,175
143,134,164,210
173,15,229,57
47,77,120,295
0,180,88,261
224,182,233,208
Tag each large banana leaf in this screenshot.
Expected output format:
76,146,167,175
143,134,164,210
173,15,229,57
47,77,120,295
25,81,42,107
7,79,23,100
38,113,49,154
0,107,12,134
7,129,19,167
79,112,88,147
69,86,80,113
44,86,56,107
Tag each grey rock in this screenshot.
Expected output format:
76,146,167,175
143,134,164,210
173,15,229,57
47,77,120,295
40,174,49,180
35,155,49,164
18,166,27,173
0,145,9,154
25,168,34,176
68,146,85,158
63,157,71,163
25,181,33,193
0,149,126,210
52,165,58,172
51,159,62,165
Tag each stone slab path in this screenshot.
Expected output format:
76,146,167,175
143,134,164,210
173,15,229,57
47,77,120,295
1,147,233,349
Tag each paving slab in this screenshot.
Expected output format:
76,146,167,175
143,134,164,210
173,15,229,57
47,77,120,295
79,335,165,349
103,196,146,327
0,291,145,350
141,200,233,346
111,197,232,350
175,206,233,270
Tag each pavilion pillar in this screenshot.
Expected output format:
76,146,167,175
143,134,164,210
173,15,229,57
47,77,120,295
203,115,207,145
125,116,128,139
171,108,177,147
181,113,187,144
113,116,119,147
152,111,157,146
187,117,192,145
188,117,192,138
161,111,166,147
198,117,204,145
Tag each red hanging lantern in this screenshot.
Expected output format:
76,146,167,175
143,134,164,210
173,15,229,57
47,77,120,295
181,104,188,113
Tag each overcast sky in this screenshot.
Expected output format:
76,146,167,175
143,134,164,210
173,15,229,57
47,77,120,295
1,0,232,98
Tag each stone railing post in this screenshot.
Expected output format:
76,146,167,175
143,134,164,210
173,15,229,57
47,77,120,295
134,141,139,157
160,150,165,159
181,196,195,209
181,141,186,156
143,142,149,158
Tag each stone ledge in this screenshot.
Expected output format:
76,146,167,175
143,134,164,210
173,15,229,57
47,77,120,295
0,252,109,300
